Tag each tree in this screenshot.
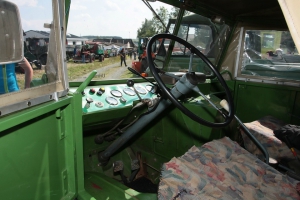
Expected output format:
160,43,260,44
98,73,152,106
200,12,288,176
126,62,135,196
152,7,169,34
169,7,190,19
137,19,156,38
136,6,191,38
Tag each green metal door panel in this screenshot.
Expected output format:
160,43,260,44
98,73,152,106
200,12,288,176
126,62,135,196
235,81,296,123
0,98,78,200
0,113,64,199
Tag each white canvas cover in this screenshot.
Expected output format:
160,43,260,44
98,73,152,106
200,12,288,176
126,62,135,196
279,0,300,52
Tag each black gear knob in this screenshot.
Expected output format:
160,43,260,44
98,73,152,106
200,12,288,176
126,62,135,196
126,79,134,87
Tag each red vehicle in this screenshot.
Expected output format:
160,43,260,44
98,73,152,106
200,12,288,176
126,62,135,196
131,37,157,74
73,45,95,63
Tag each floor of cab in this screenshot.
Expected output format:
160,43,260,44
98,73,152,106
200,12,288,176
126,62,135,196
84,172,157,199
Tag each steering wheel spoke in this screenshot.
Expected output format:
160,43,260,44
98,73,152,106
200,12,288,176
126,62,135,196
147,34,234,127
188,52,194,73
192,87,230,120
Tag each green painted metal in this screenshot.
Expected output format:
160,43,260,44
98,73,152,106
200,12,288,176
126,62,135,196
234,80,300,125
0,97,78,200
76,70,97,93
65,0,71,29
72,86,95,200
1,0,300,199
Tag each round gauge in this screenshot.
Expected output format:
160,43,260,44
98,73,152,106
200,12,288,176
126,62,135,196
106,97,118,105
146,85,157,93
135,86,147,95
110,90,122,97
123,88,136,96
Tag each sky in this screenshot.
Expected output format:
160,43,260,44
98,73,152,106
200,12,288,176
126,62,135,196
11,0,173,39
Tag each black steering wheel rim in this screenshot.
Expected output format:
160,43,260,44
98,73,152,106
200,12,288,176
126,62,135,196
147,33,234,127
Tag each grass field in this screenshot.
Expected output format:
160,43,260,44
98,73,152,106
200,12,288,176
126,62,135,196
16,56,128,88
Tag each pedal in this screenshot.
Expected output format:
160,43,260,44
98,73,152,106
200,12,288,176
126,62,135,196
135,152,147,180
113,161,124,172
131,159,140,171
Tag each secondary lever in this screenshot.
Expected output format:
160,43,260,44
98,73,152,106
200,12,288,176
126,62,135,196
127,79,143,101
127,67,158,86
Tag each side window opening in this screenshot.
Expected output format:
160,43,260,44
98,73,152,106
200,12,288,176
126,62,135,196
241,29,300,81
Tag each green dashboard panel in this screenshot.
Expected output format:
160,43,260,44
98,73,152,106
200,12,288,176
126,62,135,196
69,83,158,128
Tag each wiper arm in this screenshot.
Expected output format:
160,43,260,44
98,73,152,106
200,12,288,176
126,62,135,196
141,0,169,33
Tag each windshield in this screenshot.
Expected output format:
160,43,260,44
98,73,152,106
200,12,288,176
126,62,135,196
65,10,230,81
152,14,230,75
169,24,213,55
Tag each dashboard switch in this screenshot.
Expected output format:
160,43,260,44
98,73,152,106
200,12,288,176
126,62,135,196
95,101,104,108
97,87,105,95
89,88,96,94
85,97,94,108
120,97,127,103
97,90,103,96
99,87,105,93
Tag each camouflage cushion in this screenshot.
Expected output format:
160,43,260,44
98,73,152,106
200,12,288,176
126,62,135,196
158,137,299,200
240,116,300,161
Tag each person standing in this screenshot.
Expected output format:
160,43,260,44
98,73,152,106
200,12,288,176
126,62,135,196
133,50,137,60
120,48,127,67
129,50,132,60
73,46,77,58
81,46,85,63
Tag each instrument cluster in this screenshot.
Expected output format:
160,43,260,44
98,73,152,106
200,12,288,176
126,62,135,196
69,83,157,114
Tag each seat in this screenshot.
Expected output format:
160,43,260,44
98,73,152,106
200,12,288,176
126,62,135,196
158,137,299,200
240,116,300,161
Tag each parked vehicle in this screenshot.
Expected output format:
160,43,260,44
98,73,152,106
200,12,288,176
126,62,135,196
85,41,105,62
132,37,156,73
72,46,95,63
25,37,48,65
1,0,300,199
65,45,76,61
15,41,42,73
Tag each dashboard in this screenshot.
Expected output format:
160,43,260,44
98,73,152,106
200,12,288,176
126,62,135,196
69,80,221,130
69,82,159,129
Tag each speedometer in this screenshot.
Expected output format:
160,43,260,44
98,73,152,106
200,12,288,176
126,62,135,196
135,86,147,94
110,90,122,97
123,88,135,96
105,97,118,105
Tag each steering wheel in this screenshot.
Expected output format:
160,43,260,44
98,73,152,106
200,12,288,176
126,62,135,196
146,33,234,127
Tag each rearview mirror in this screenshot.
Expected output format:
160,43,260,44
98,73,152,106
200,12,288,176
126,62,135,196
0,0,23,64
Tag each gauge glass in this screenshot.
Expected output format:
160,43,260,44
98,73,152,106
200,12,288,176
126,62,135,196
123,88,135,96
110,90,122,97
146,85,157,93
106,97,118,105
135,86,147,94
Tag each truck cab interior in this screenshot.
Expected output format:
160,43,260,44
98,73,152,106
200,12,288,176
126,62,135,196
0,0,299,199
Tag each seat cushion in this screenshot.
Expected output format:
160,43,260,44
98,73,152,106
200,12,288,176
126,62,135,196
158,137,299,200
240,116,299,161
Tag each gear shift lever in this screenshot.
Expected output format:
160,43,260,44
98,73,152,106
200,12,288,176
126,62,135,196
127,79,143,101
